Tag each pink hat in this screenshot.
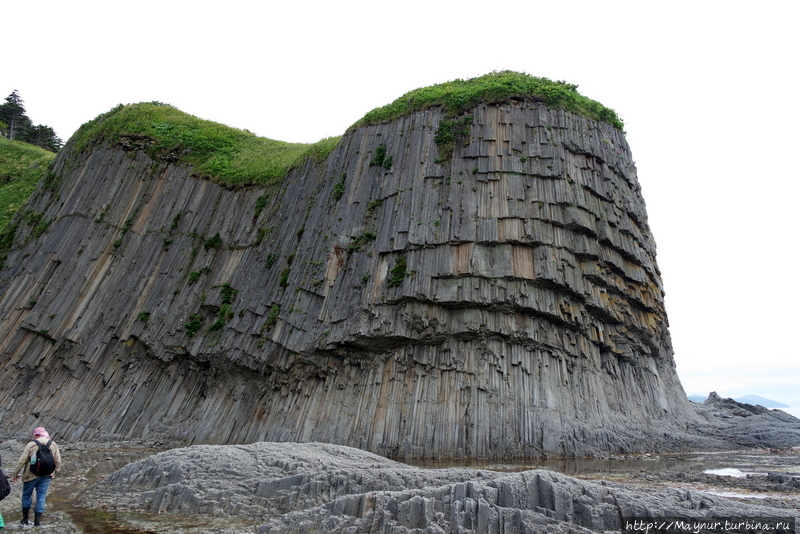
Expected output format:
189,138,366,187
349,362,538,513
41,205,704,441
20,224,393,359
33,427,50,440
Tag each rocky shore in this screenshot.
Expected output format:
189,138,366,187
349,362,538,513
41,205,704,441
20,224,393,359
0,397,798,533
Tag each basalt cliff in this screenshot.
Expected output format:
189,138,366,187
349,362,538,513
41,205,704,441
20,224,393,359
0,75,700,459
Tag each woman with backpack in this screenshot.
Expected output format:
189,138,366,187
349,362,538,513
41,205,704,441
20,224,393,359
11,427,61,527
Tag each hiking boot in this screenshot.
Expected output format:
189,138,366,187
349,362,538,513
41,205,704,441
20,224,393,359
34,512,42,526
21,506,31,526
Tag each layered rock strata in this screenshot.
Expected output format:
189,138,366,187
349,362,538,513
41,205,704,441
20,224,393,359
0,101,696,458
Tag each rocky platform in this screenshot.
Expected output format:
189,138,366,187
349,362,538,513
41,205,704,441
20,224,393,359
88,441,799,534
0,398,797,533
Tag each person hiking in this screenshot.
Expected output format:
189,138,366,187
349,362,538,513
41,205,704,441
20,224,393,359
11,427,61,527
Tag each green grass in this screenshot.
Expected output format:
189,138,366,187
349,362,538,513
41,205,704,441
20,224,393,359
0,138,56,230
352,70,623,130
45,71,621,193
70,102,340,187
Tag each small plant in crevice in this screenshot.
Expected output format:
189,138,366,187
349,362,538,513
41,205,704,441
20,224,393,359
279,267,291,288
253,193,270,219
205,283,238,333
204,233,223,250
332,172,346,202
94,205,110,223
264,304,281,331
184,313,204,337
188,266,211,284
435,114,473,162
31,217,51,239
255,226,272,245
208,304,234,332
138,311,150,323
347,230,377,252
370,144,388,167
170,212,181,231
387,256,408,287
219,283,238,305
265,253,277,269
365,200,382,219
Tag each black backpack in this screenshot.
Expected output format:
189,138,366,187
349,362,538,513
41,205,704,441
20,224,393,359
30,439,55,476
0,455,10,500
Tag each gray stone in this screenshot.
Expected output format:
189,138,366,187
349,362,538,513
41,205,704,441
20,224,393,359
76,442,799,534
695,393,800,449
0,101,793,459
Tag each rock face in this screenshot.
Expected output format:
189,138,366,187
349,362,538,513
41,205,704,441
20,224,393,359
695,393,800,449
81,442,798,534
0,101,697,458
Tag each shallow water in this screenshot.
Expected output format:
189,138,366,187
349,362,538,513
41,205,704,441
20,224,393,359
47,447,164,533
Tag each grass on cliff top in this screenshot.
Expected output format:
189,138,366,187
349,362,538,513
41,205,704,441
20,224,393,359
69,72,621,187
0,137,56,229
353,70,624,131
71,102,341,187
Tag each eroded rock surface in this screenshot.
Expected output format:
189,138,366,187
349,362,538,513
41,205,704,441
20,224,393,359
694,393,800,449
79,442,798,534
0,102,711,458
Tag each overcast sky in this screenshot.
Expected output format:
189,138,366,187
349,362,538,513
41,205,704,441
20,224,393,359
5,1,799,408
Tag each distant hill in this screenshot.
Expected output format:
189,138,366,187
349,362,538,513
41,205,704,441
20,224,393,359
734,395,789,408
687,393,789,408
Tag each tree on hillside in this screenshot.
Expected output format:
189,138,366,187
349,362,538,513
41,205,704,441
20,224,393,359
0,90,27,140
0,90,62,151
25,124,63,152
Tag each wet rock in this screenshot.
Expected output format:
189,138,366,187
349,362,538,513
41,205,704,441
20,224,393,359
767,472,800,488
76,442,798,534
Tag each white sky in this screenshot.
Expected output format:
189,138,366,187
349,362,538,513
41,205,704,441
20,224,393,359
4,1,799,407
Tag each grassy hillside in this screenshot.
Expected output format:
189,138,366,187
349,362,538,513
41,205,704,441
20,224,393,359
0,137,55,230
67,72,623,188
71,102,340,187
353,70,623,131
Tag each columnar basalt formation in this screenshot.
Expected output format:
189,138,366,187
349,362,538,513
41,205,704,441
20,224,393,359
0,96,698,458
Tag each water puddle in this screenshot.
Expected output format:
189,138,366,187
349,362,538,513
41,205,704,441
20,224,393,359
703,467,748,477
46,446,166,533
